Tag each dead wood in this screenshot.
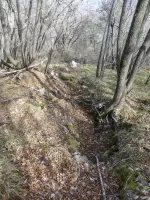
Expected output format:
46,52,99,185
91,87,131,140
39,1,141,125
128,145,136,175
0,58,47,77
96,156,106,200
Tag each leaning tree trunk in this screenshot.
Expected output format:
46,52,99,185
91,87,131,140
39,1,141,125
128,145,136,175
105,0,150,113
127,29,150,92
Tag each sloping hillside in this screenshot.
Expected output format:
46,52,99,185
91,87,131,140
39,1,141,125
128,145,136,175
0,65,149,200
0,67,118,200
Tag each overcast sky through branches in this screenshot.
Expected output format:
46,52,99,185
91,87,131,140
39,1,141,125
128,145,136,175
80,0,99,13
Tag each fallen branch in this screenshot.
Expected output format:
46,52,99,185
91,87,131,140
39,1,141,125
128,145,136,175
49,191,120,197
0,58,47,77
143,146,150,152
1,59,16,69
95,156,106,200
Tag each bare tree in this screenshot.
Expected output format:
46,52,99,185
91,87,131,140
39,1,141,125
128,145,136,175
0,1,19,68
101,0,150,115
0,0,85,70
96,0,116,78
127,29,150,91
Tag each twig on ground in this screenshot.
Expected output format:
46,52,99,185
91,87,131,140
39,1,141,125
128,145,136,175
95,156,106,200
49,191,120,198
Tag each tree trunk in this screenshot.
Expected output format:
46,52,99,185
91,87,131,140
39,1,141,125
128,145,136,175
44,49,53,74
127,29,150,91
96,0,115,78
0,1,18,67
116,0,128,70
105,0,150,113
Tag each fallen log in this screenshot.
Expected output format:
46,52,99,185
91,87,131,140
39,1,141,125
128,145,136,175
0,58,47,77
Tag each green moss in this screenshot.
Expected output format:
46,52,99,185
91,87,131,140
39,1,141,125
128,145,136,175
142,185,150,191
59,73,78,89
64,122,79,139
0,157,24,199
120,110,125,119
65,80,77,89
116,163,138,191
47,93,55,100
28,99,45,108
59,73,76,81
65,122,73,129
33,100,44,108
65,134,79,152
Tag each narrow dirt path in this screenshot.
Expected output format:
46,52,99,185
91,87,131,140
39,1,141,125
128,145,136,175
52,86,120,199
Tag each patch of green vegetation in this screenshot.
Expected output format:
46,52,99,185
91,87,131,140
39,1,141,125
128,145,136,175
46,93,56,100
81,64,96,76
0,130,25,199
65,122,73,129
65,80,77,89
133,69,150,100
0,158,24,199
59,73,76,81
116,162,150,199
80,66,117,101
116,163,139,191
28,99,45,109
65,121,79,139
59,72,78,89
64,134,79,152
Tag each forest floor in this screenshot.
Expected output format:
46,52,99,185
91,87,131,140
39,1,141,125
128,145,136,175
0,64,149,200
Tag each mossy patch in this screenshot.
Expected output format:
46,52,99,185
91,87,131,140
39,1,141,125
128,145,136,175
64,121,79,139
65,80,77,89
65,122,73,129
28,99,45,109
116,162,150,199
0,130,25,199
59,72,78,89
59,73,76,81
116,163,138,191
46,92,58,101
0,158,24,199
64,134,79,152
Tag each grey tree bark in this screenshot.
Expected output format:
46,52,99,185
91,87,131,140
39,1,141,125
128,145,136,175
127,29,150,91
116,0,128,70
145,75,150,84
96,0,116,78
105,0,150,113
0,1,18,67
